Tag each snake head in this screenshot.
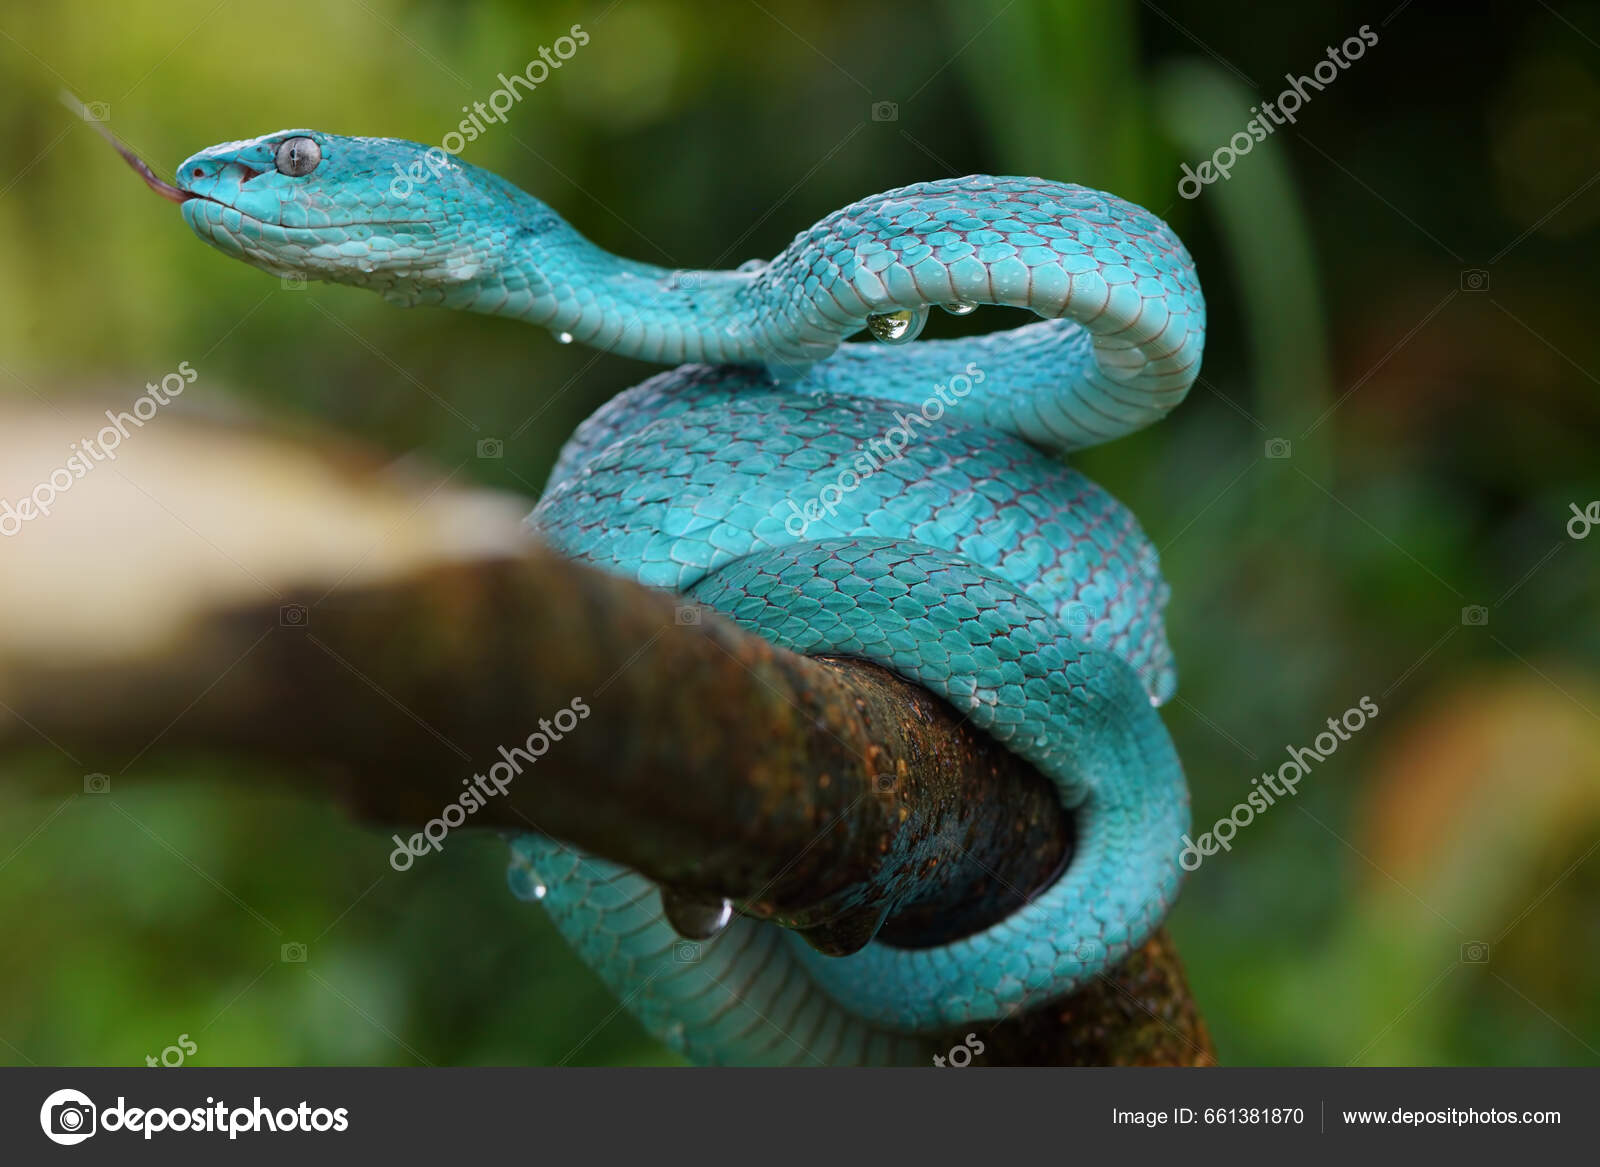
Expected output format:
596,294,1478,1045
176,130,525,301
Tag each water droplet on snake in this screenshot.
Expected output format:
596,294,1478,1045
660,888,734,940
941,300,978,316
865,307,928,345
556,331,574,344
507,858,549,902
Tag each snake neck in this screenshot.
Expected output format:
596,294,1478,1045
435,189,769,366
397,173,1205,449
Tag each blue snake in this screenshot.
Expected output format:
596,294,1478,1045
137,127,1204,1065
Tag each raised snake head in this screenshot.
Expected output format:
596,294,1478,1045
175,130,546,303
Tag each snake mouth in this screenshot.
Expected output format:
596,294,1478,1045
146,175,195,205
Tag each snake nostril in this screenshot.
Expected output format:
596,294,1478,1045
192,168,204,178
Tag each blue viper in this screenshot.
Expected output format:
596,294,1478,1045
163,129,1204,1065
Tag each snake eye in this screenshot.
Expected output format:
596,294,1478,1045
274,136,322,178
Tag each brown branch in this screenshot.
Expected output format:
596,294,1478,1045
0,404,1210,1065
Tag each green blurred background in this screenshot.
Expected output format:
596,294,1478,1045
1,0,1596,1066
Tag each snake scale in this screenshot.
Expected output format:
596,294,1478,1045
144,127,1205,1065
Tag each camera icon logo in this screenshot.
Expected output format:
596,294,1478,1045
674,604,702,626
673,940,701,963
83,772,111,794
280,273,307,291
1461,605,1489,626
872,772,898,795
1461,941,1491,963
40,1088,97,1145
1264,438,1292,459
870,100,899,122
1073,938,1103,964
1459,268,1490,292
83,102,110,122
1065,603,1091,627
281,942,308,963
476,437,504,459
279,603,308,628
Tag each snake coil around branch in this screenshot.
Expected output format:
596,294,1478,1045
74,109,1206,1066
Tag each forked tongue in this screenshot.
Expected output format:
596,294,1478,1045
59,89,190,205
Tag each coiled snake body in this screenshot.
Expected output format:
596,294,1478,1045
166,130,1204,1065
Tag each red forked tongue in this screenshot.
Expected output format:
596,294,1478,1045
59,89,191,205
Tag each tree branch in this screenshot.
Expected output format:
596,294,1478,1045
0,404,1210,1064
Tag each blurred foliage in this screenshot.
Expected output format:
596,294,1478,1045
0,0,1596,1065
